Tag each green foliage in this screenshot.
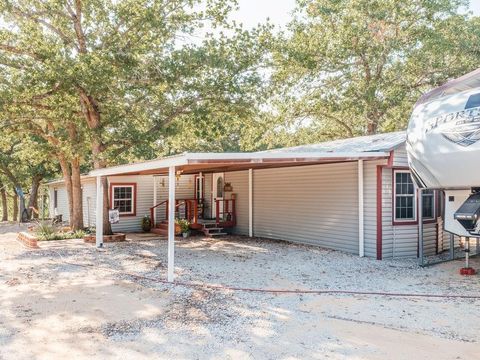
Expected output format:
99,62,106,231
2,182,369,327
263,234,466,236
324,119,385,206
34,220,86,241
176,218,190,233
34,220,56,240
141,215,152,232
1,0,479,196
265,0,480,146
0,0,269,168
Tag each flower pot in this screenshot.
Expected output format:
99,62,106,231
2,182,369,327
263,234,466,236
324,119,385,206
182,232,189,238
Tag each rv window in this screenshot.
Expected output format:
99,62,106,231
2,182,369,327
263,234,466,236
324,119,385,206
465,93,480,109
54,189,58,209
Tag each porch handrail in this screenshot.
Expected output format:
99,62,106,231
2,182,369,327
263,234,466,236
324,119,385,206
150,198,199,226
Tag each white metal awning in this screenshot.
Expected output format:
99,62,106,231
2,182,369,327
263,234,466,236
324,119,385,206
88,151,389,177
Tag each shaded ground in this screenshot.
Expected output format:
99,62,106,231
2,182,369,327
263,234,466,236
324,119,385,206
1,222,479,359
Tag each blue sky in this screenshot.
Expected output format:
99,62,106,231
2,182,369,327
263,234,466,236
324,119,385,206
232,0,480,28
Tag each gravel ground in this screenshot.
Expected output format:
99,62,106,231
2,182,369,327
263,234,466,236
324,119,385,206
1,222,480,359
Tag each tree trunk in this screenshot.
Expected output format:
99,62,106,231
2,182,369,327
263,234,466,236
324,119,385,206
58,156,84,230
12,192,18,222
101,176,112,235
27,175,42,219
0,184,7,221
58,156,74,225
0,166,27,222
70,158,84,230
78,90,112,235
16,188,27,222
366,121,378,135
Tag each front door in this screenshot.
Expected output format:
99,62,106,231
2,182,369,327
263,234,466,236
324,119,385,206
212,173,224,220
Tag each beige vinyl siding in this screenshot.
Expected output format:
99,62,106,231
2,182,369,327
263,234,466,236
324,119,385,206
107,175,153,232
50,174,195,232
382,167,440,258
381,168,394,258
49,184,70,222
204,173,213,219
152,174,195,222
81,180,96,228
392,144,408,167
252,162,360,254
48,186,55,219
381,168,422,259
363,159,388,258
224,170,249,235
439,219,461,252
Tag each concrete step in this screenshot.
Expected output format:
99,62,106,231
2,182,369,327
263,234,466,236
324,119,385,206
208,232,228,237
205,227,224,233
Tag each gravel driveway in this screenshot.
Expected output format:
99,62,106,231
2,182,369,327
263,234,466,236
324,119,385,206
1,222,479,359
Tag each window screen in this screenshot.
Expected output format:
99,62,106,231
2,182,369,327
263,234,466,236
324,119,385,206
422,189,435,219
395,171,415,221
112,185,135,214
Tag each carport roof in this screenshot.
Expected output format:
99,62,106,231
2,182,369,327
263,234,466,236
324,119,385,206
88,131,405,177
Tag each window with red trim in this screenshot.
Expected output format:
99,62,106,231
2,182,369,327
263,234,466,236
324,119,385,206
393,170,436,224
394,170,416,222
110,184,136,215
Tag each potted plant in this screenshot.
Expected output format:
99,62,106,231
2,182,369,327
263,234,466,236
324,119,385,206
142,215,152,232
177,219,190,238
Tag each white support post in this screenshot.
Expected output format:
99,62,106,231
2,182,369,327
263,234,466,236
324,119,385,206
199,172,203,199
167,166,176,282
153,176,157,225
95,176,104,248
358,160,364,257
248,168,253,238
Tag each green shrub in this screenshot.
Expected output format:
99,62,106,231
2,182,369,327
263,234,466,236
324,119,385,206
34,220,87,241
142,215,152,232
176,219,190,233
34,220,57,240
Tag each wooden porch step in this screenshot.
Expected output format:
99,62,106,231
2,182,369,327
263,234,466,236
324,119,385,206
151,227,168,236
199,220,217,225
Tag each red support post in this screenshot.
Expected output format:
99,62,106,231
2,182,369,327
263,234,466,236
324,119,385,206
193,199,198,224
150,207,154,226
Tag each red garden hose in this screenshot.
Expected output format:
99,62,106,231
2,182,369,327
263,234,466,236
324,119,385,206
46,248,480,300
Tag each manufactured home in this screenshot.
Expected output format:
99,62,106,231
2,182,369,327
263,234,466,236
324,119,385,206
47,131,454,261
